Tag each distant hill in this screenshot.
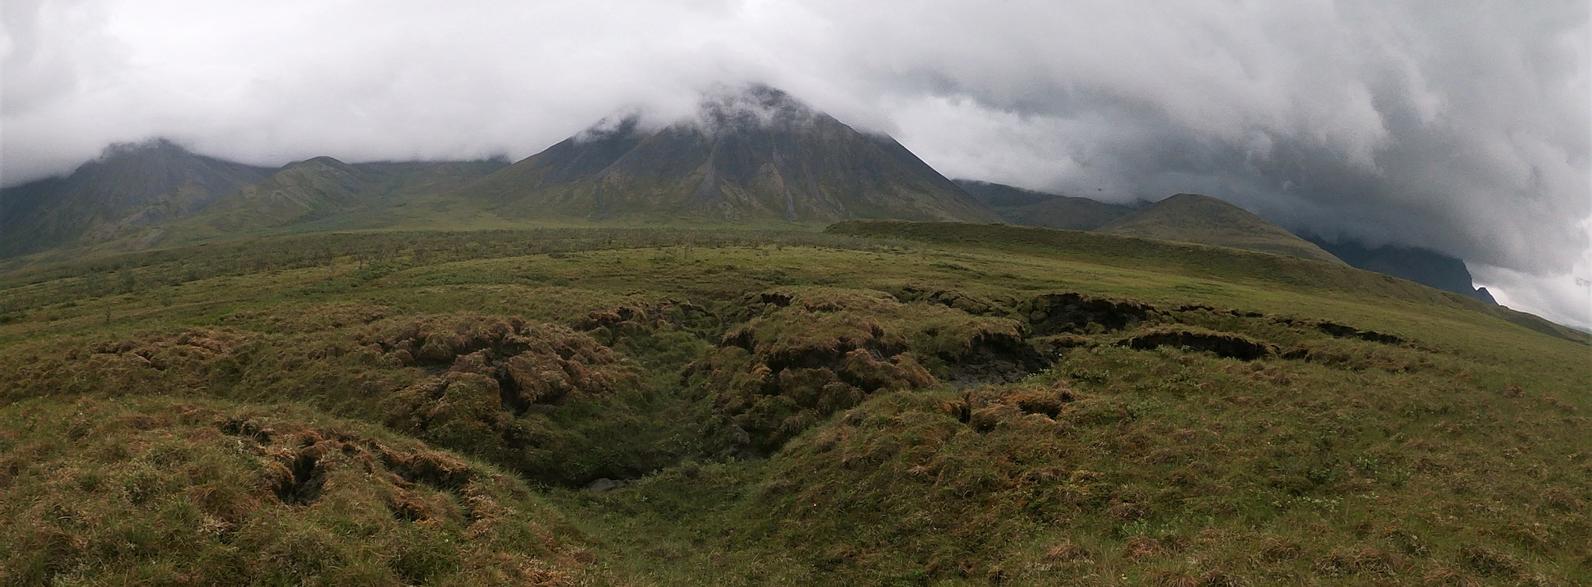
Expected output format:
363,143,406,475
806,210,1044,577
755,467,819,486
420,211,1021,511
0,142,505,257
953,179,1136,230
1305,237,1497,304
458,84,996,223
186,157,505,235
0,139,271,257
1098,193,1344,264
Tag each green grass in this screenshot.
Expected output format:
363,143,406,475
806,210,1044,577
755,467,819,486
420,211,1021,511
1,222,1586,585
1094,193,1345,264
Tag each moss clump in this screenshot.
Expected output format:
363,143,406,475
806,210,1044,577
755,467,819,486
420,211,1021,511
0,396,596,586
367,314,641,481
685,287,1044,453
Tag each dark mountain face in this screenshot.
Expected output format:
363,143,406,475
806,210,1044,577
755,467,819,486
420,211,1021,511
0,141,507,258
461,85,996,223
1306,237,1497,304
954,179,1137,230
0,139,271,256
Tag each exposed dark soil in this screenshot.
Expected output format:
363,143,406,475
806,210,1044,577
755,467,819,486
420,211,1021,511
1276,317,1406,345
274,451,325,505
1171,304,1266,318
1021,293,1158,335
1120,329,1274,361
891,286,1010,316
938,331,1050,383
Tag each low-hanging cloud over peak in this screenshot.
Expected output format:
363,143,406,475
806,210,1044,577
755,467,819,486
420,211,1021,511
2,0,1588,325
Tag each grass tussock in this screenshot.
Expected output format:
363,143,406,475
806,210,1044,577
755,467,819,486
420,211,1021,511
0,223,1586,584
684,287,1047,452
0,396,597,586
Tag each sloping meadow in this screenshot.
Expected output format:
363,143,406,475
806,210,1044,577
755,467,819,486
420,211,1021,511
0,229,1586,584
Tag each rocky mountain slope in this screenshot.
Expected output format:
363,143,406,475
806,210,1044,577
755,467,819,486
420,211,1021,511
458,85,995,223
0,139,271,256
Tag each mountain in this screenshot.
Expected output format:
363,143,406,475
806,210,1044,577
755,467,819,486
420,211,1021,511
0,139,271,256
0,142,507,256
1305,237,1498,303
1098,193,1345,264
459,85,996,223
189,157,506,234
954,179,1136,230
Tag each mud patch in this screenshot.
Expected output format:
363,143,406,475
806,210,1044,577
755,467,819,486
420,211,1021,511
1021,293,1157,335
1171,304,1266,318
1277,318,1405,345
1279,344,1433,372
1119,328,1274,361
1315,322,1404,345
890,286,1010,316
273,451,325,505
938,331,1050,383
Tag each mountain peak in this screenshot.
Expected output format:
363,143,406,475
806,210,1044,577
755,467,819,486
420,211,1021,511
693,83,819,134
458,85,993,223
98,138,194,161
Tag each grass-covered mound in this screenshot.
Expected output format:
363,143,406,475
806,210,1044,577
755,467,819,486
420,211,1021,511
0,225,1586,584
684,287,1045,452
0,312,701,485
0,396,596,585
626,338,1587,584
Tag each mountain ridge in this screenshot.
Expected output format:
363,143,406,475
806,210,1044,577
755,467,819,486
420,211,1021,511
1098,193,1345,264
457,84,996,223
954,179,1138,230
0,139,272,256
1305,236,1498,303
0,142,506,256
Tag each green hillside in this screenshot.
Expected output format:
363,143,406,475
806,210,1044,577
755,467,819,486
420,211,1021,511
0,140,270,257
1099,193,1345,264
955,179,1137,230
167,157,506,244
1,222,1586,584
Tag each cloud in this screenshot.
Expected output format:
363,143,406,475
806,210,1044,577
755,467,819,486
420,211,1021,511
1,0,1587,324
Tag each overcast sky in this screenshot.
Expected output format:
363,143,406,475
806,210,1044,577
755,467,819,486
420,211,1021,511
2,0,1588,327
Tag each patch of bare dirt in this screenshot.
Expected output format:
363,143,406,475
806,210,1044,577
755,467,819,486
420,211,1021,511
1021,293,1158,335
1119,328,1275,361
890,286,1010,316
1276,317,1406,345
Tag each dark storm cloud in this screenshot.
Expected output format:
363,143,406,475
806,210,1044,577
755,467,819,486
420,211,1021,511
1,0,1588,325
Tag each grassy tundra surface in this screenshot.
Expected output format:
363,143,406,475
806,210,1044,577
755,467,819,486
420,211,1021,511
0,223,1586,585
